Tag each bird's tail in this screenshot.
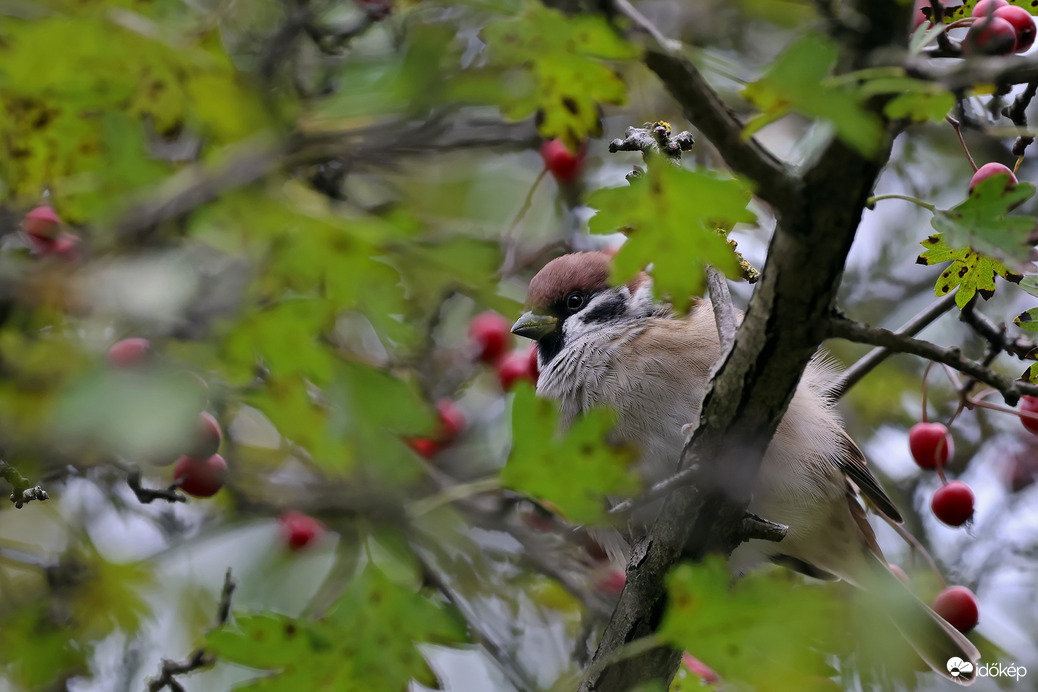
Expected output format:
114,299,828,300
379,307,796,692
862,556,979,685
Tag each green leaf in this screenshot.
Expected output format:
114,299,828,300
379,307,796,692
587,160,752,311
660,559,846,690
930,177,1036,265
1024,362,1038,384
483,3,638,148
742,35,883,156
927,0,1037,24
502,386,639,524
917,235,1023,309
207,566,466,690
1020,275,1038,299
1014,308,1038,333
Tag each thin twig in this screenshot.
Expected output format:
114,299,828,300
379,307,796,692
829,313,1038,405
126,464,187,505
148,569,236,691
832,293,958,398
0,460,48,508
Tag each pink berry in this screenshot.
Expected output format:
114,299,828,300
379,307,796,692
932,585,980,633
278,511,325,551
889,564,910,585
173,454,227,498
996,5,1037,53
594,568,626,596
931,481,975,526
969,162,1018,192
965,15,1017,55
107,338,152,368
23,205,62,239
540,139,586,184
972,0,1009,17
468,312,512,364
908,422,953,469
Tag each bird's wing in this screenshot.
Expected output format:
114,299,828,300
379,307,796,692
838,429,903,523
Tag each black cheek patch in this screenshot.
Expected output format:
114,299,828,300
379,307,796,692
582,293,627,324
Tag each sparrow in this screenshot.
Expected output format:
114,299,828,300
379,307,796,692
510,251,979,684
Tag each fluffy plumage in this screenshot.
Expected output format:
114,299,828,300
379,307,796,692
512,251,979,684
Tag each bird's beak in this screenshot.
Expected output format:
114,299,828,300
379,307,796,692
511,312,558,341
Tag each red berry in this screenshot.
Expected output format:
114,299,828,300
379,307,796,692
908,422,953,469
969,162,1018,193
188,411,222,459
965,15,1017,55
995,5,1036,52
406,400,465,459
23,205,62,239
173,453,227,497
496,349,536,390
932,585,979,633
527,344,539,385
107,338,152,368
407,437,441,459
1019,396,1038,434
972,0,1008,17
540,139,586,184
468,311,512,364
931,481,975,526
278,511,325,551
435,399,465,442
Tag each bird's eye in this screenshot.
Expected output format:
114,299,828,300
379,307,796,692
565,292,585,312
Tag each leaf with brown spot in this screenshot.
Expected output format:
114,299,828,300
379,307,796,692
918,235,1022,309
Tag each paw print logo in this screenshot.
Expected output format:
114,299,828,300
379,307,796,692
947,657,975,679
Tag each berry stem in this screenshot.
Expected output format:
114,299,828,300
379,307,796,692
1014,154,1024,175
884,517,947,589
920,360,936,423
505,168,548,237
866,194,936,211
946,115,978,172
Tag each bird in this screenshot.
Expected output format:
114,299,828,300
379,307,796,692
510,250,979,684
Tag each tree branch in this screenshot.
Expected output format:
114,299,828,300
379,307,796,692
906,53,1038,93
828,314,1038,405
125,464,187,505
832,293,959,398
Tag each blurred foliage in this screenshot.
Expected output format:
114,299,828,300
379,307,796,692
588,159,752,312
742,34,883,156
502,385,639,523
206,566,466,690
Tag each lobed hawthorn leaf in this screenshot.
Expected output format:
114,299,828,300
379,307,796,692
930,176,1036,266
742,34,884,156
853,74,954,123
206,566,466,691
1025,362,1038,384
925,0,1038,23
660,559,846,690
917,235,1023,309
587,159,752,312
502,385,640,524
482,3,638,149
1014,307,1038,333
